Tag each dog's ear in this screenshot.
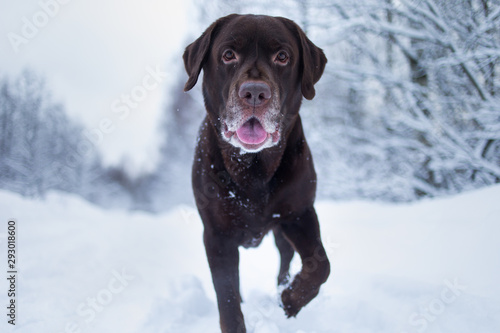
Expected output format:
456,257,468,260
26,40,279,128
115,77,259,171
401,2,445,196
183,15,238,92
299,32,327,100
280,18,327,100
183,29,211,92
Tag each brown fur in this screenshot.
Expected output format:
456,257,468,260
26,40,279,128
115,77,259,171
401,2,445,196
183,14,330,333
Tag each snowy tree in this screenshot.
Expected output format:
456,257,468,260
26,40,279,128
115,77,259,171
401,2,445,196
309,0,500,199
0,70,57,196
0,70,137,205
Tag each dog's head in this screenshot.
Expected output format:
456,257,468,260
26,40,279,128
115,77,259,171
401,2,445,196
183,14,326,153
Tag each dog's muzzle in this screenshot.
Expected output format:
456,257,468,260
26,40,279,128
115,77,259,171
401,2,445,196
222,81,281,153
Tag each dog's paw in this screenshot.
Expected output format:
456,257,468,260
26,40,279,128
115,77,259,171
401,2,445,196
280,276,321,318
281,286,301,318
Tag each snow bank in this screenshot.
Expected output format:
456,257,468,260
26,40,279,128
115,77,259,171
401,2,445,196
0,186,499,333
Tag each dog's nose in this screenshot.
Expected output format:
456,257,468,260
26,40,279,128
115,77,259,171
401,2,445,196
238,82,271,107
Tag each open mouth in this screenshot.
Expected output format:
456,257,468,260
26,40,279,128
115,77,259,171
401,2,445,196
236,118,268,145
223,117,280,152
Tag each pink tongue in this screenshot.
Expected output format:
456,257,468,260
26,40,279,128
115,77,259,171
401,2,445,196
236,118,268,145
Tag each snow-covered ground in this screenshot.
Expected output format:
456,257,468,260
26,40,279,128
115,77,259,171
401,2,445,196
1,186,499,333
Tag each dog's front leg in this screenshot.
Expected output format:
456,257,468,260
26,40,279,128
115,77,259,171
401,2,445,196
203,228,245,333
279,207,330,318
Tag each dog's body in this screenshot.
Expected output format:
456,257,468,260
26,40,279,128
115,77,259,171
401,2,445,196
183,14,330,332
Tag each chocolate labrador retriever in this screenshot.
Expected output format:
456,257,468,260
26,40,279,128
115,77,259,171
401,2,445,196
183,14,330,332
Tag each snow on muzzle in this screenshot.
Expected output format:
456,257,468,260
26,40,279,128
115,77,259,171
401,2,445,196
222,83,281,152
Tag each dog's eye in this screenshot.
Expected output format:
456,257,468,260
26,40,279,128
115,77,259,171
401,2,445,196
222,50,237,63
275,51,289,65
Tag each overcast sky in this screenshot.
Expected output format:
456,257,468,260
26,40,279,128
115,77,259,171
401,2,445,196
0,0,195,174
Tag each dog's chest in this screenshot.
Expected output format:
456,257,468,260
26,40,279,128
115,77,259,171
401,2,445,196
221,184,277,247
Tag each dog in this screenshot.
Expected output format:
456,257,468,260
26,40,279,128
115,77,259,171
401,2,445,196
183,14,330,333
